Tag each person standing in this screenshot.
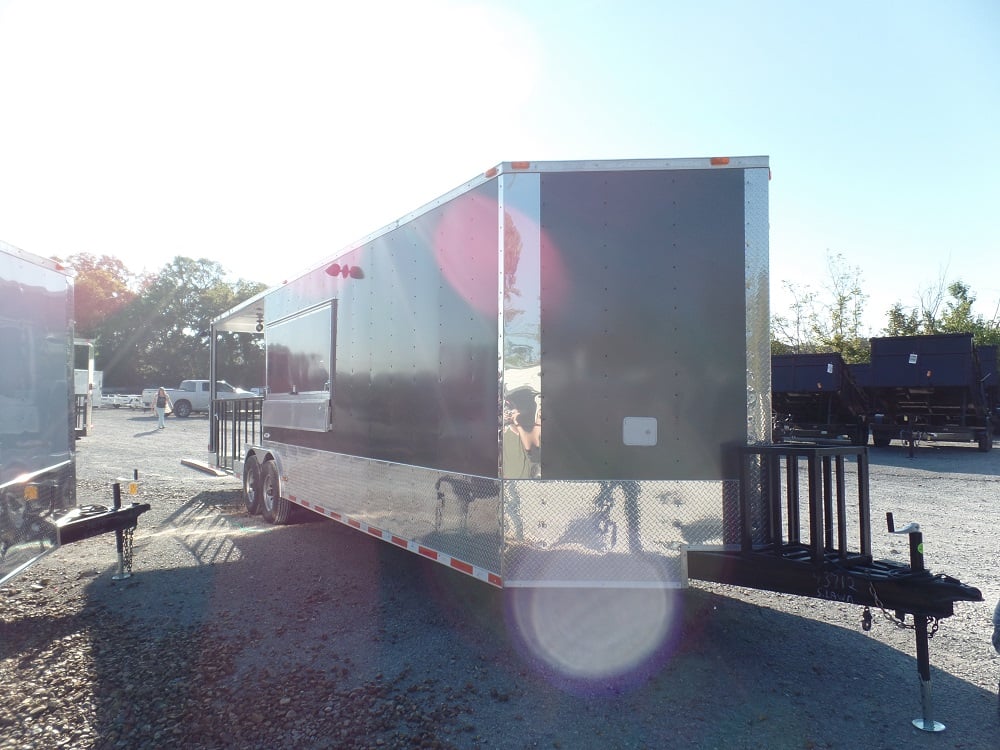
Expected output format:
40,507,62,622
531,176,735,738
154,387,172,430
993,598,1000,653
993,598,1000,716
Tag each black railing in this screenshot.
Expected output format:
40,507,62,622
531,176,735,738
738,444,871,566
74,394,88,437
212,397,263,472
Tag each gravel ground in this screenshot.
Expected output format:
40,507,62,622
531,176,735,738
2,407,998,749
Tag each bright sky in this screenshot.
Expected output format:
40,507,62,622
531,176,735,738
1,0,997,333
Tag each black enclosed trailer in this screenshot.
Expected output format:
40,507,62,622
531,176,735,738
866,333,994,451
771,352,869,445
0,241,148,585
978,343,999,432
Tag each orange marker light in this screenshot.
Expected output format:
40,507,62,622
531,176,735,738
710,157,730,166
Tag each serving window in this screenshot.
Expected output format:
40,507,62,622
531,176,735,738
263,301,335,431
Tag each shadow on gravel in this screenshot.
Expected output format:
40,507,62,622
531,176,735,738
45,503,998,750
124,413,209,424
867,443,1000,476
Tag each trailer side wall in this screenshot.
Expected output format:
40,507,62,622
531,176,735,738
261,180,501,477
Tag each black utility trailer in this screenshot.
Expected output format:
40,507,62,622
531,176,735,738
978,343,999,432
865,333,994,451
771,353,869,445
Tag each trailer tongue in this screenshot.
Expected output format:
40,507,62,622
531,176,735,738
687,443,981,731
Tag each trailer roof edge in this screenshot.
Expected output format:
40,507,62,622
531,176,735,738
212,156,770,331
0,239,73,277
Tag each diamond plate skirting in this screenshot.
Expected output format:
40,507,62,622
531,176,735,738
269,442,736,588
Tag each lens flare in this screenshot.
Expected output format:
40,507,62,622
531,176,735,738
433,191,497,317
506,584,681,692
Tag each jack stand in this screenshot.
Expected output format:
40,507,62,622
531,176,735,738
887,512,944,732
912,613,944,732
110,470,141,582
110,482,130,581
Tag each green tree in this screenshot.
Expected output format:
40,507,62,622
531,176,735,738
67,253,140,338
882,279,1000,347
770,281,818,354
770,252,870,363
884,303,921,336
95,256,266,389
940,281,979,333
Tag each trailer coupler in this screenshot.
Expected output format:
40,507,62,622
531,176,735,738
56,477,150,579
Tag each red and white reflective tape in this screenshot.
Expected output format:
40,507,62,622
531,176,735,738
293,496,503,588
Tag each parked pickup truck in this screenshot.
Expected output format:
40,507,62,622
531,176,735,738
141,380,255,418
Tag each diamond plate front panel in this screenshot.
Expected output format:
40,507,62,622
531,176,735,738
502,478,736,586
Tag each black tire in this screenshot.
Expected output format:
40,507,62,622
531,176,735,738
260,460,291,525
978,431,993,453
173,400,192,418
242,456,262,515
872,433,891,448
853,424,869,447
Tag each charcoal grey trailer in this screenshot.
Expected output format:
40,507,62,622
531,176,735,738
211,157,772,588
210,159,984,728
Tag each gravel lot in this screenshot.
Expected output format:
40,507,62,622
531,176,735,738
2,406,998,749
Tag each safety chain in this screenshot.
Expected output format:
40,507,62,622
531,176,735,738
864,581,940,637
122,526,135,574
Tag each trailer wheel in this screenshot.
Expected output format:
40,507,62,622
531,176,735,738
873,433,891,448
173,400,192,418
242,456,262,515
260,460,291,525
